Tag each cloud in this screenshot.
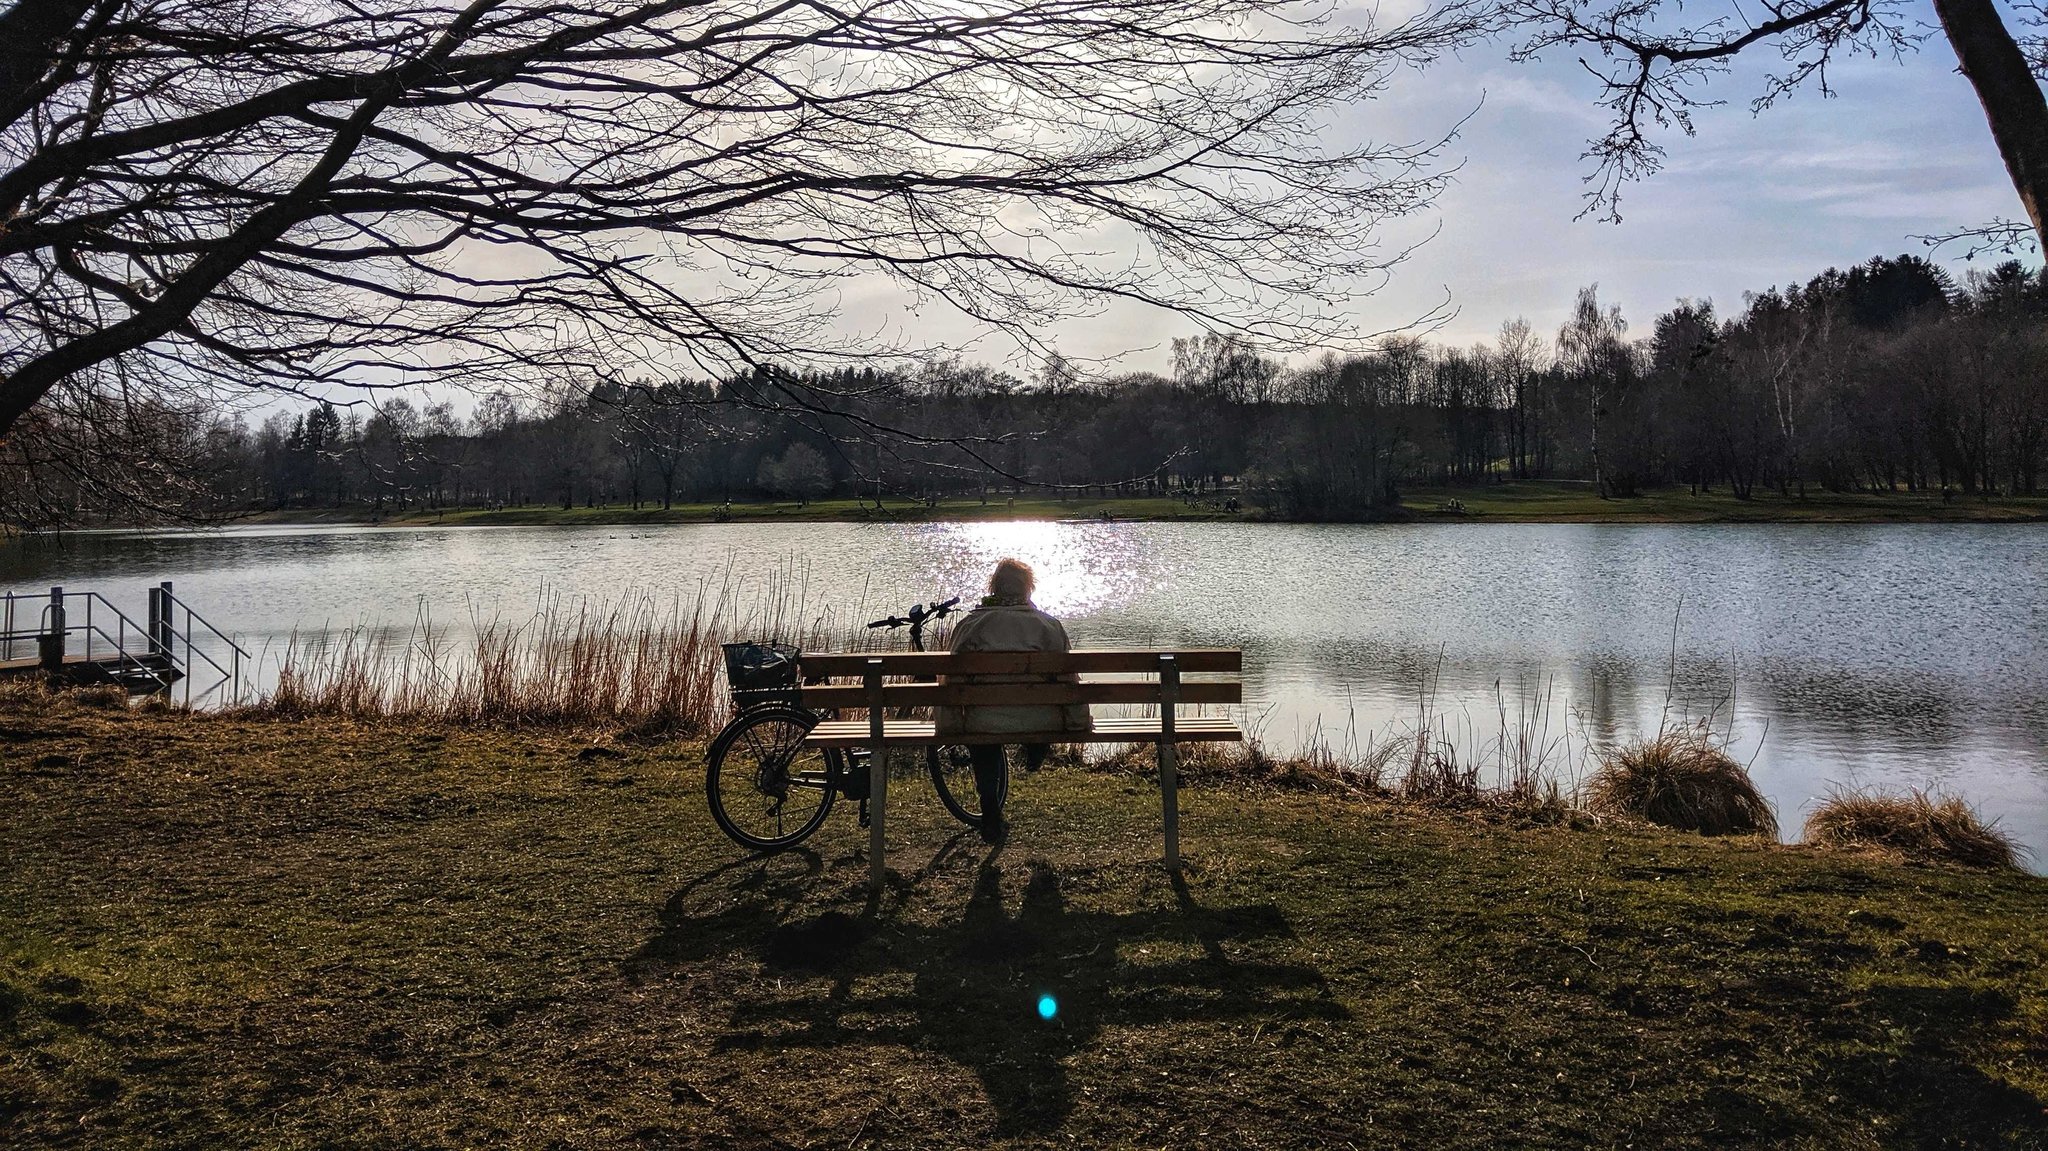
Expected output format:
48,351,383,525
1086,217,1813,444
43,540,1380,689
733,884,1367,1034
1464,69,1612,129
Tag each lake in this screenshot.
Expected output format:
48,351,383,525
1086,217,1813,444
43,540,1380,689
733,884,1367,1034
6,519,2045,864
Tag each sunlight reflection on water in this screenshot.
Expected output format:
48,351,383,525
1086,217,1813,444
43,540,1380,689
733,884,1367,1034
907,520,1161,618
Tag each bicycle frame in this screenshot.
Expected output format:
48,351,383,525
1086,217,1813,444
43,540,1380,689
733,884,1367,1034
706,595,972,848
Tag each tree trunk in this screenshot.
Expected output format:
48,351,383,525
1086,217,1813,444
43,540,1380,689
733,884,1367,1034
1589,379,1605,498
1934,0,2048,249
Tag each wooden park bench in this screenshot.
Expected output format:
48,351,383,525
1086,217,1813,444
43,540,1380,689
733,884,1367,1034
796,649,1243,888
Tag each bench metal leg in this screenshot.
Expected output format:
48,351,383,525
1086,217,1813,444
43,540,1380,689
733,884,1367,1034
868,742,888,890
1159,738,1180,871
1157,653,1181,871
865,658,887,891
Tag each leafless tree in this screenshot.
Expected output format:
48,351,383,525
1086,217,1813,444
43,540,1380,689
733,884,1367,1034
1555,283,1628,496
0,0,1470,469
1492,316,1543,478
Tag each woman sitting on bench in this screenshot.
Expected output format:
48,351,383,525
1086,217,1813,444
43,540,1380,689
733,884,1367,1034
936,557,1093,843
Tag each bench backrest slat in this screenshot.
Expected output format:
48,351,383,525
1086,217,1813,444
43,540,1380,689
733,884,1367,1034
798,648,1241,677
800,680,1241,709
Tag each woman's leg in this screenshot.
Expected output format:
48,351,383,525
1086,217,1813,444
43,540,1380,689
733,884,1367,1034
969,745,1007,820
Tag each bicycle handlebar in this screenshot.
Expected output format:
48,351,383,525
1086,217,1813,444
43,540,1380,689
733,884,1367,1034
866,595,963,630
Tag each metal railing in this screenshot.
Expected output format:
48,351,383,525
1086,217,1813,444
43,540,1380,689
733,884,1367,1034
1,583,247,705
151,582,248,706
1,586,172,694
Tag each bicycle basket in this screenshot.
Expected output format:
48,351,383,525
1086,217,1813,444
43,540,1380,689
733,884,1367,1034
722,641,801,696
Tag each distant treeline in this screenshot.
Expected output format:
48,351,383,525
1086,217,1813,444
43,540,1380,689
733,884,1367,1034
9,254,2045,526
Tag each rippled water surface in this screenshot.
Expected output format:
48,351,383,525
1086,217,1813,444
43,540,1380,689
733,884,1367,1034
6,520,2045,862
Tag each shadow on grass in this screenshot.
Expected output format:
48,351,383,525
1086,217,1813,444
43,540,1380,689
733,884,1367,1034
631,844,1346,1134
1821,981,2045,1147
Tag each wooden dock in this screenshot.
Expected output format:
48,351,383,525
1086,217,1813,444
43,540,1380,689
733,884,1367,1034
0,652,182,691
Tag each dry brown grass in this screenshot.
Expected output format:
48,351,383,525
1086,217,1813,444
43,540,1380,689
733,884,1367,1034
1090,737,1381,795
0,677,130,713
1803,787,2023,870
1086,723,1576,823
1584,726,1778,837
248,574,872,732
259,595,727,731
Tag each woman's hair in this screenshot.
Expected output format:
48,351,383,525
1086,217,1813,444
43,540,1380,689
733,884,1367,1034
988,557,1035,600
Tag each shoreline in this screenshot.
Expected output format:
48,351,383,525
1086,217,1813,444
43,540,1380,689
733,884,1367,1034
210,482,2048,530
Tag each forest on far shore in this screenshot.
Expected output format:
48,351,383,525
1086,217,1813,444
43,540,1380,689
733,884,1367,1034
6,254,2045,528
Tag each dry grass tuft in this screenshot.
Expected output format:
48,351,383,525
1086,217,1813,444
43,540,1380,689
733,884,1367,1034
71,683,133,710
1804,788,2022,870
0,676,57,711
1584,726,1777,837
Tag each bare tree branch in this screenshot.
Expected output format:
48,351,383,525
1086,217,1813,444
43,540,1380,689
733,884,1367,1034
1484,0,1919,220
1,0,1474,468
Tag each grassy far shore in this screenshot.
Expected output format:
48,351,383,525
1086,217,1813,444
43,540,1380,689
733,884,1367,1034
238,480,2048,529
4,698,2045,1148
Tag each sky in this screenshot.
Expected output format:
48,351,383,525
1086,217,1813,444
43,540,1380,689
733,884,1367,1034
1357,16,2022,349
252,0,2031,415
918,0,2030,373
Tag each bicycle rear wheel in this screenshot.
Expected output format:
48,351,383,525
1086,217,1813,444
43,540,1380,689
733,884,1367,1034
930,744,1008,828
704,705,837,851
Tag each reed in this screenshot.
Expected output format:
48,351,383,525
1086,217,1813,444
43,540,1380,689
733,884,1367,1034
1803,787,2022,870
1089,735,1378,795
1086,693,1576,819
252,568,866,732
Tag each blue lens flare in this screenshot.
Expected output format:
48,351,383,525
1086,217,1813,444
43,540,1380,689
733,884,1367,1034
1036,993,1058,1021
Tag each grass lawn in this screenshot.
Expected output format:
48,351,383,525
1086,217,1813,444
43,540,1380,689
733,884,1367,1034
3,700,2045,1148
272,494,1240,529
1399,481,2048,523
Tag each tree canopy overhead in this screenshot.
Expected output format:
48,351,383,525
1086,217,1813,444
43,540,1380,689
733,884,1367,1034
1486,0,2048,252
0,0,1469,443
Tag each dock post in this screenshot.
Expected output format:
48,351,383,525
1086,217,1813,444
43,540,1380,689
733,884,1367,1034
150,581,175,657
39,586,65,672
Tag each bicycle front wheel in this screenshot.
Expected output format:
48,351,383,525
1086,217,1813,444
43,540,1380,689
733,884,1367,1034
704,706,837,851
930,744,1007,828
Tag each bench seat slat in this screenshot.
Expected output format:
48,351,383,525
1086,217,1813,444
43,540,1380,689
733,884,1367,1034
801,716,1243,748
799,681,1241,709
798,648,1241,677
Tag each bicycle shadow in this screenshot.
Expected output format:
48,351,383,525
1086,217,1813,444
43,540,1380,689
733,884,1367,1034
630,844,1346,1135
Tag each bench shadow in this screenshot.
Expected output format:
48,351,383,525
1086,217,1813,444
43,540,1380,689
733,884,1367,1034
631,847,1346,1135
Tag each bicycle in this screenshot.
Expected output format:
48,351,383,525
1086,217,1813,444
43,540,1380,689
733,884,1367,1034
702,595,1005,851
